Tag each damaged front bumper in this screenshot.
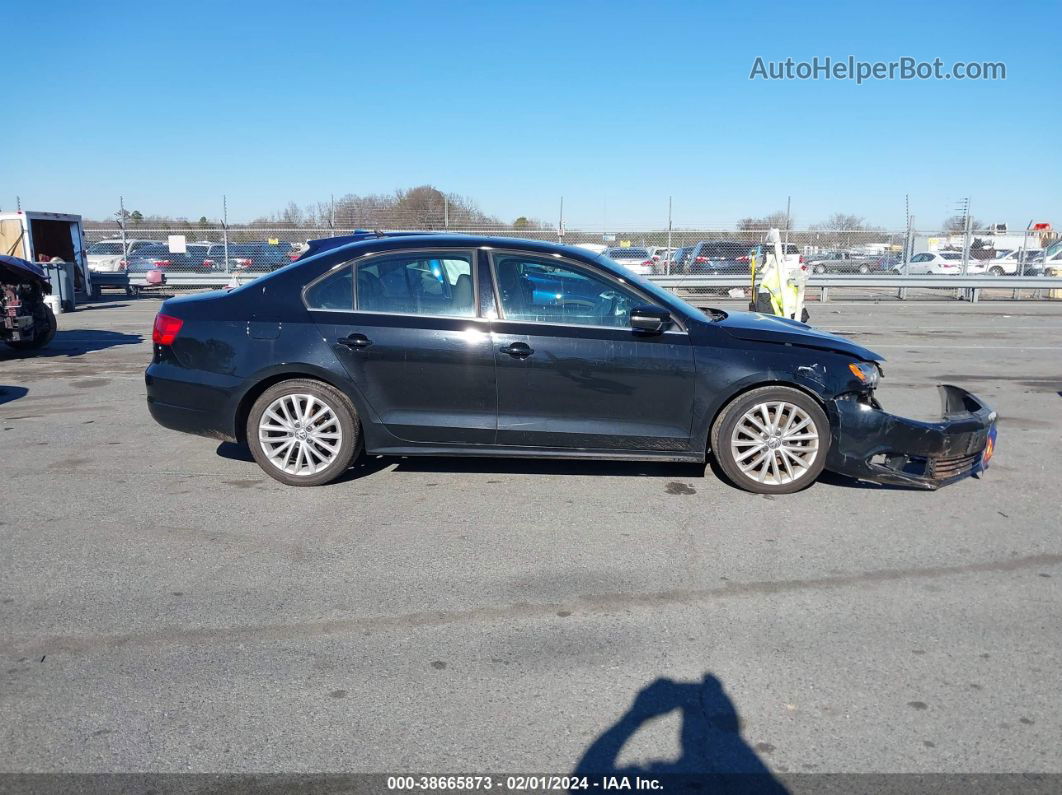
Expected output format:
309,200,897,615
825,385,997,489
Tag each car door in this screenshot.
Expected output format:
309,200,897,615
306,248,497,445
908,253,932,274
487,251,696,451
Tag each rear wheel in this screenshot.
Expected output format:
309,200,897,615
989,266,1005,276
247,379,360,486
858,263,870,274
710,386,829,494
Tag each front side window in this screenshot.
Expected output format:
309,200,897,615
911,253,932,262
355,252,474,317
493,254,640,327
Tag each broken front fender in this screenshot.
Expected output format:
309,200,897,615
826,385,997,489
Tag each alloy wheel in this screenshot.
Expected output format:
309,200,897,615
730,401,819,485
258,393,344,476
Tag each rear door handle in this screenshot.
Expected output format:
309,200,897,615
499,342,534,358
338,333,372,349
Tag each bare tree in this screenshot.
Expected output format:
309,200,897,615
738,211,792,232
943,215,982,233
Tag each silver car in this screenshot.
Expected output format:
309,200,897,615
602,246,654,276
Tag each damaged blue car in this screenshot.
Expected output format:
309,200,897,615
145,234,997,494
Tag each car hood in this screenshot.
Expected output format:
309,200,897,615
715,311,883,362
0,254,48,286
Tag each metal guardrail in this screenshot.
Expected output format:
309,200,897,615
90,270,1062,303
648,274,1062,303
90,271,262,294
648,275,1059,288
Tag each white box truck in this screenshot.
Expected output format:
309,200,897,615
0,210,92,310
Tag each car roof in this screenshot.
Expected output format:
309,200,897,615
308,233,604,262
298,233,644,283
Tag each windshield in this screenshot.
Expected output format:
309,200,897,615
88,242,125,255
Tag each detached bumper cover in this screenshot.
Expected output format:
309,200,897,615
826,385,997,489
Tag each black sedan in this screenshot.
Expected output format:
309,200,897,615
145,234,997,494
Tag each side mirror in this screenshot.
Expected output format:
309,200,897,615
630,305,671,333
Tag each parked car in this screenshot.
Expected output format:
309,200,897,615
226,241,297,272
647,247,675,266
124,244,214,275
602,247,655,276
188,242,230,271
673,241,755,274
86,239,161,272
805,251,876,275
897,251,966,274
146,234,997,495
966,249,1041,276
1038,243,1061,275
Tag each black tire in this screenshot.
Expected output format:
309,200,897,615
710,385,830,495
246,378,360,486
814,264,826,274
989,266,1004,276
858,263,869,274
5,304,56,351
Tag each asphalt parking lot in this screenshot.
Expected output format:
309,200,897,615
1,295,1060,777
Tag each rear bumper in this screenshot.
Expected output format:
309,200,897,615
145,362,239,441
825,385,997,490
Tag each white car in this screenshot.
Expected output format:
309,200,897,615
899,251,966,274
86,239,161,272
602,246,654,276
967,249,1042,276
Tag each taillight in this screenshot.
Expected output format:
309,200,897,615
152,313,183,346
641,259,653,267
119,259,127,270
695,256,707,263
798,255,804,264
154,260,170,267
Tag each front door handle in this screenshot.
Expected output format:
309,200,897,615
499,342,534,358
338,333,372,349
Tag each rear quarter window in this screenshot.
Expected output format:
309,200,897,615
304,266,353,310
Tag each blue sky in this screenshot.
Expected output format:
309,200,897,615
4,0,1059,230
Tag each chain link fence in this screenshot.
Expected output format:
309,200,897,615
83,223,1062,301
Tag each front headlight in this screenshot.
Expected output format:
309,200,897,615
848,361,881,388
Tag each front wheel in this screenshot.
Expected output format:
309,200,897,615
247,379,360,486
989,266,1004,276
5,304,56,351
710,386,830,494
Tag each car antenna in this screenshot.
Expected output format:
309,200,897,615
373,229,386,238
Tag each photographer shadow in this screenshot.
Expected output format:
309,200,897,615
574,675,787,793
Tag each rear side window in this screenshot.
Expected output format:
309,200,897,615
305,266,353,310
355,252,475,317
